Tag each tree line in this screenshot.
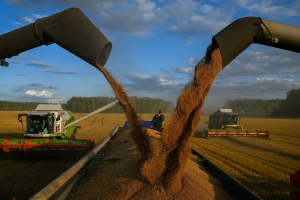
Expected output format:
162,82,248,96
0,101,39,111
224,98,282,114
271,88,300,117
0,96,174,113
65,96,174,113
224,87,300,117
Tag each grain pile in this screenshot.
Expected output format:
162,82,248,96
83,41,228,199
70,130,231,200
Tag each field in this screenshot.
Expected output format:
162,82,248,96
193,115,300,200
0,111,299,199
0,111,171,200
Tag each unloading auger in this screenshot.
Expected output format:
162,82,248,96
0,7,111,69
0,8,115,153
213,17,300,68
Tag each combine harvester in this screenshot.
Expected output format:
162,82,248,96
0,101,119,154
204,109,269,138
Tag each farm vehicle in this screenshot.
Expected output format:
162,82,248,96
18,101,119,139
204,109,269,138
207,109,243,130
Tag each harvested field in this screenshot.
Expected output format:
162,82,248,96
193,115,300,200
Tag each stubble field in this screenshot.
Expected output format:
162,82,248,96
193,115,300,200
0,111,299,199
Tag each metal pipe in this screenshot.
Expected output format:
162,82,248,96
213,17,300,68
0,7,112,68
64,100,119,129
29,124,120,200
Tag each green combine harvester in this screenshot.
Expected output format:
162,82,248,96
204,109,269,138
0,101,119,154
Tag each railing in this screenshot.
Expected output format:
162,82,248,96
29,124,119,200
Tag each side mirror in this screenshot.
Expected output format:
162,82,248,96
56,116,61,121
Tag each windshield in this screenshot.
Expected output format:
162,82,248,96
223,114,238,125
27,115,50,134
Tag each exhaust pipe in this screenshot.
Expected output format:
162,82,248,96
0,7,111,68
213,17,300,68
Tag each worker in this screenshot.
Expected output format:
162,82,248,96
150,110,165,132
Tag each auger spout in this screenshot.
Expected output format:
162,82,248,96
213,17,300,68
0,7,112,68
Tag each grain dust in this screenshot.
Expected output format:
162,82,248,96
96,64,152,160
141,42,223,194
93,41,226,198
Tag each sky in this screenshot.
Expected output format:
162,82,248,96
0,0,300,111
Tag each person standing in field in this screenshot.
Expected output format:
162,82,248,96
150,110,165,132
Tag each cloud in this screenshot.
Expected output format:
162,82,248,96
32,14,47,18
162,2,234,39
12,83,58,92
45,70,83,75
236,0,299,18
12,13,46,25
25,90,67,103
6,0,234,39
25,90,54,98
217,47,300,79
26,61,54,68
210,76,300,99
22,83,43,87
19,16,34,23
124,73,184,95
13,22,22,25
189,58,200,66
175,66,193,74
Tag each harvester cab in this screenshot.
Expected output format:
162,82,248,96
207,109,243,130
18,101,119,140
18,104,77,139
204,109,269,138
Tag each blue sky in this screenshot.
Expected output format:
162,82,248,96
1,0,300,111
